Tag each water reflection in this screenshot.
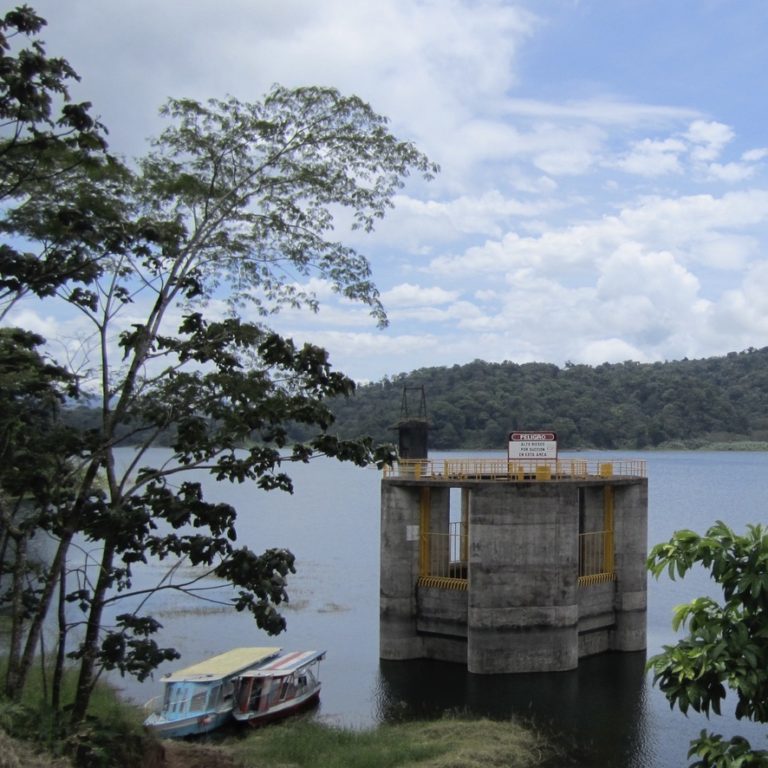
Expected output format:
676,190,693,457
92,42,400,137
377,651,652,768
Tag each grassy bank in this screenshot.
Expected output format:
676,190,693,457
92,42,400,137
243,717,557,767
0,658,153,768
163,716,560,768
1,699,559,768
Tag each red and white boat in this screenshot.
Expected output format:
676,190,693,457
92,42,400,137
233,649,326,725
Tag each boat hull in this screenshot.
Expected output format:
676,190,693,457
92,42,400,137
232,649,326,728
143,708,231,739
234,686,321,726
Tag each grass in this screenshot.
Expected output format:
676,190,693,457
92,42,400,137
229,716,558,768
0,726,74,768
0,659,151,768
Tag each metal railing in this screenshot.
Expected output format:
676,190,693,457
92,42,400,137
578,529,615,586
418,521,468,591
417,524,615,590
385,458,646,482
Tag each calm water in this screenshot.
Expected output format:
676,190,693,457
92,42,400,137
100,448,768,767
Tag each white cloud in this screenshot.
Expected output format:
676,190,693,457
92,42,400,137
684,120,735,163
743,148,768,163
706,162,755,183
613,138,686,177
596,246,700,306
293,329,444,379
579,338,648,366
431,190,768,280
533,147,596,176
502,98,700,125
373,190,564,248
385,299,485,327
715,262,768,333
693,234,758,270
382,283,459,307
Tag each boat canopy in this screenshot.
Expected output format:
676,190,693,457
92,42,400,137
239,650,326,678
162,647,281,682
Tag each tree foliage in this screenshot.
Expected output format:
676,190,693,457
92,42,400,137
0,4,436,731
648,522,768,767
0,4,118,314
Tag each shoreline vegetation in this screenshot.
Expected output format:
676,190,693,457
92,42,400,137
577,440,768,451
648,440,768,451
0,701,562,768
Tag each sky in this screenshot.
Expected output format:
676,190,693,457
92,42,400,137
11,0,768,382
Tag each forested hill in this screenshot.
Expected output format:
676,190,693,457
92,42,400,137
324,347,768,450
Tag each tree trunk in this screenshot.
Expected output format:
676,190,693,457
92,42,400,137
4,532,27,697
10,529,72,700
14,457,102,699
52,559,68,716
69,539,116,727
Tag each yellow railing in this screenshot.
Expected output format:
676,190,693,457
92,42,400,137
578,529,615,586
418,521,468,591
411,466,622,592
417,524,614,590
386,458,646,481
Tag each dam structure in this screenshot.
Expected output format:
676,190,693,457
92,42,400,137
379,455,648,674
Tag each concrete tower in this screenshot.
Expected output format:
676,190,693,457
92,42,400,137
380,457,647,673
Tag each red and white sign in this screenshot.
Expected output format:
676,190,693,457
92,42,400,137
508,431,557,460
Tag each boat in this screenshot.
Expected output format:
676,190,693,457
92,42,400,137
143,646,281,738
233,649,326,726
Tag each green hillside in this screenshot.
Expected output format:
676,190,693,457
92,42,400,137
322,347,768,450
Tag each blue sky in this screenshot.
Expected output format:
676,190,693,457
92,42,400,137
11,0,768,382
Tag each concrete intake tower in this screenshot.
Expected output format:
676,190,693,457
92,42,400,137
379,456,648,674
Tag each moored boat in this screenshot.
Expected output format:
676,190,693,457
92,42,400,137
233,649,326,726
143,646,281,738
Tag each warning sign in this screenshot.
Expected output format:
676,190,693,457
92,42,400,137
508,431,557,460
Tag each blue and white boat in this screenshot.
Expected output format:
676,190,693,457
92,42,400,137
233,649,326,726
143,646,281,738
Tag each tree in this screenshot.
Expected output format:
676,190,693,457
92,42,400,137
0,4,117,707
647,522,768,767
2,30,438,729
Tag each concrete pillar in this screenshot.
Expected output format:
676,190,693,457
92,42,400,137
380,483,422,659
380,483,450,659
426,487,450,576
467,484,580,673
612,480,648,651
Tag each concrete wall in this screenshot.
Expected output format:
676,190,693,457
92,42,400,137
577,581,615,656
416,587,468,663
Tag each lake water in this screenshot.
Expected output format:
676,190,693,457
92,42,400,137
101,448,768,767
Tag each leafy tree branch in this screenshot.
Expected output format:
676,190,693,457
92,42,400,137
648,522,768,766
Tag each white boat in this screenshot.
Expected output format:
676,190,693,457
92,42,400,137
233,649,326,725
143,646,281,738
